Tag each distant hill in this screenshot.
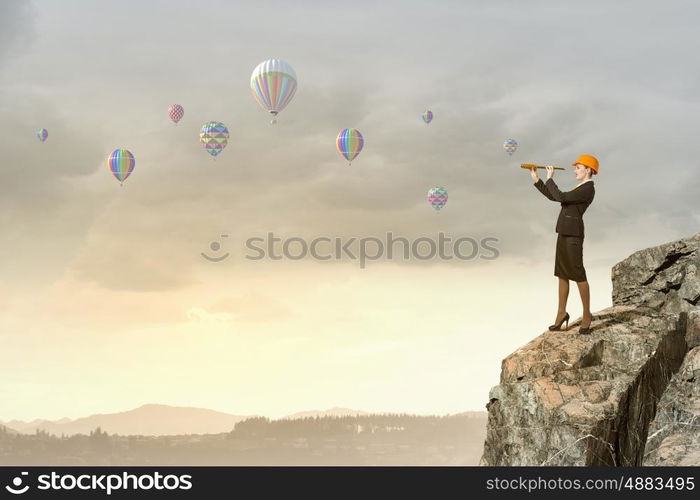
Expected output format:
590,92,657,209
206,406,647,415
281,407,369,419
0,425,19,435
451,411,488,419
2,405,488,437
1,404,258,437
3,418,70,433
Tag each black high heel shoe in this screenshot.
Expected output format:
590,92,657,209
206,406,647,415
579,316,593,335
548,312,570,331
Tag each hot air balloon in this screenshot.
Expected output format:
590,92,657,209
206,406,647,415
503,139,518,155
108,149,135,186
37,128,48,142
422,110,433,124
168,104,184,124
250,59,297,124
336,128,364,165
427,187,448,211
199,121,229,158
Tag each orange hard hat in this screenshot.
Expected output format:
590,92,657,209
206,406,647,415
572,154,599,175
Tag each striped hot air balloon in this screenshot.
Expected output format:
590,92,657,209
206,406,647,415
503,139,518,156
422,110,433,124
336,128,364,165
199,121,229,158
108,149,135,186
37,128,48,142
250,59,297,124
427,187,448,211
168,104,184,124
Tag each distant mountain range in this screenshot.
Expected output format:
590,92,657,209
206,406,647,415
1,404,257,437
1,405,487,437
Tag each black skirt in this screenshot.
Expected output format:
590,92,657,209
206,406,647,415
554,234,587,282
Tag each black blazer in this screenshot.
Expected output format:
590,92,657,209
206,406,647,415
534,178,595,237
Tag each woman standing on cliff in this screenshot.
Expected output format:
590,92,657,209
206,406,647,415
529,155,598,334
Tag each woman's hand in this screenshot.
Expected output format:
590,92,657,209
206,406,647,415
545,165,554,180
529,167,539,181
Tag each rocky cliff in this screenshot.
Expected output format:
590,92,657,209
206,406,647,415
480,233,700,466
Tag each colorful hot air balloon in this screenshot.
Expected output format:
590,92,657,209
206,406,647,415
108,149,135,186
37,128,48,142
427,187,448,211
503,139,518,156
250,59,297,124
336,128,364,165
422,110,433,124
199,121,229,158
168,104,184,124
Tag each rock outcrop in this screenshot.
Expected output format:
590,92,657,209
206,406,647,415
480,233,700,466
644,310,700,466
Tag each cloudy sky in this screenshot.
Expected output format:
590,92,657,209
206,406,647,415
1,0,699,421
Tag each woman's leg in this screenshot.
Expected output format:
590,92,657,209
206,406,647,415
576,280,592,327
556,277,569,323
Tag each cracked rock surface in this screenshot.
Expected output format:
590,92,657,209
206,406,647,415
612,233,700,313
644,311,700,466
480,233,700,466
